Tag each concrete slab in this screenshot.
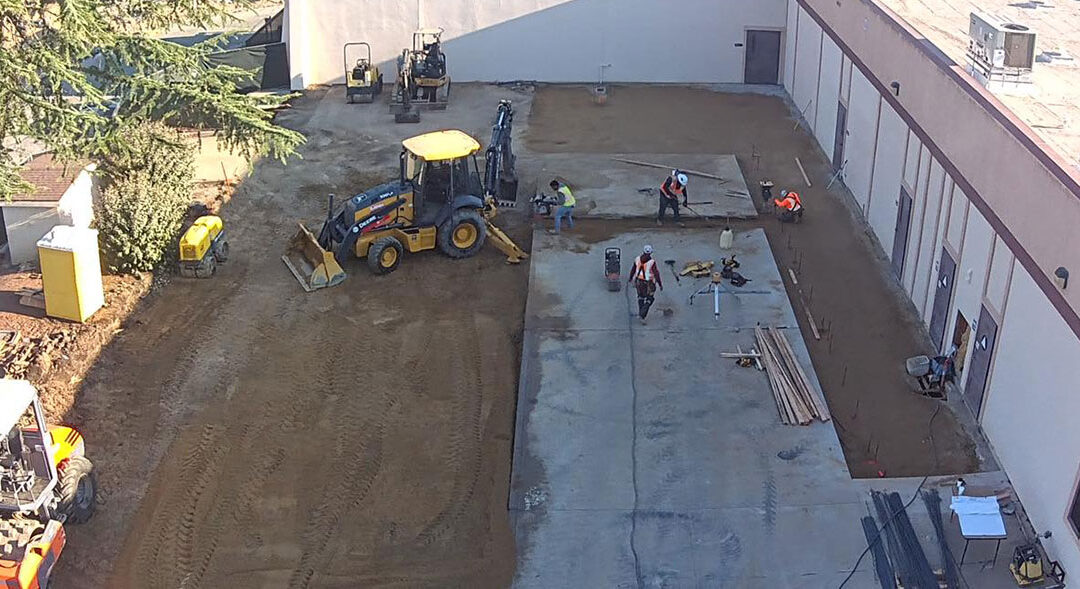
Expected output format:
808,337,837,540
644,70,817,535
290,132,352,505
511,228,873,587
520,153,758,219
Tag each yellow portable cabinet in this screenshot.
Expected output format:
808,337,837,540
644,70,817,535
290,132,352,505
36,226,105,323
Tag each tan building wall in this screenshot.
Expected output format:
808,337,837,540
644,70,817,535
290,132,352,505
788,0,1080,573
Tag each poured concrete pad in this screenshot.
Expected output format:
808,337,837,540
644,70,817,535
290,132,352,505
510,228,875,587
520,153,758,219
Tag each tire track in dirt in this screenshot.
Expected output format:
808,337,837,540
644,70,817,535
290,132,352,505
123,314,296,587
414,314,486,548
287,322,395,589
131,423,228,588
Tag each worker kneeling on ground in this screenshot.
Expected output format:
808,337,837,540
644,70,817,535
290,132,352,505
657,170,689,226
774,189,804,223
628,244,663,324
549,179,575,234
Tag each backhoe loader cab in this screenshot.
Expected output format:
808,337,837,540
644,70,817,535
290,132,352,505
0,380,98,588
282,103,527,291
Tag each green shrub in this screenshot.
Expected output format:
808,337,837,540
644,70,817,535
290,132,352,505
96,123,194,273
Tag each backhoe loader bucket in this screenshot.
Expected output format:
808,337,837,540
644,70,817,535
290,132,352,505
281,223,346,292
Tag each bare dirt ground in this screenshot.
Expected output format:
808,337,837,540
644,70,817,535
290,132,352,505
0,270,150,419
53,85,531,588
526,85,980,479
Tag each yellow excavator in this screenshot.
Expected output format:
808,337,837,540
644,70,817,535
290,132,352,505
282,100,525,291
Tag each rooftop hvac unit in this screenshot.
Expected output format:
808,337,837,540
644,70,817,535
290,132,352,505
969,12,1036,71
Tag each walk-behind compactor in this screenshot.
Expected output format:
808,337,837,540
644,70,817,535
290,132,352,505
283,101,526,291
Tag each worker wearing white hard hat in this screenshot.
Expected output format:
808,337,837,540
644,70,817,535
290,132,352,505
658,169,689,226
629,244,663,324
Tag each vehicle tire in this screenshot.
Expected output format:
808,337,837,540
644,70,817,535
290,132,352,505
367,237,403,275
195,255,216,278
214,240,230,263
57,456,97,524
437,209,487,259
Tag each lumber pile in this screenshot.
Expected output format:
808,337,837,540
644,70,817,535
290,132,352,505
754,327,831,425
0,330,74,381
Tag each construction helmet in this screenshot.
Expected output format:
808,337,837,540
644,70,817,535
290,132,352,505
643,245,654,254
780,190,789,198
677,173,689,186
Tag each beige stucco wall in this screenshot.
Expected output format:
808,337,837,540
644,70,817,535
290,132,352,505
285,0,788,88
798,0,1080,333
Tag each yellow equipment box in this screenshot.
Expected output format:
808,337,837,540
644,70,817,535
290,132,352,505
36,226,104,323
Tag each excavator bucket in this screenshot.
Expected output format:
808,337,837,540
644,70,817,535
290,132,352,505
484,220,529,264
281,223,347,292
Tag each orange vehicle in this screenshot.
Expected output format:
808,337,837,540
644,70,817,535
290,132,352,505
0,380,97,588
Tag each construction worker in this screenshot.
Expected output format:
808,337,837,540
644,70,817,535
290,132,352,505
657,170,689,226
550,179,575,234
773,189,804,223
628,244,663,324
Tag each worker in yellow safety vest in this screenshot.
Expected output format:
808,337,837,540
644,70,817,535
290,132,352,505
550,179,575,234
773,190,804,223
628,244,664,324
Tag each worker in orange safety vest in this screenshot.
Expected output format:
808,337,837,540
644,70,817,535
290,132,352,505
773,190,804,223
628,244,663,324
657,170,689,226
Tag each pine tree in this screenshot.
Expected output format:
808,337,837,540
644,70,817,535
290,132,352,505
0,0,305,199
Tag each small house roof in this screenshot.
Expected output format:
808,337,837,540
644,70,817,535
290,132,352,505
9,153,90,204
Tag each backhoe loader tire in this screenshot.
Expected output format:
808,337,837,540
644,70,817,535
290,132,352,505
438,209,486,258
367,237,403,275
57,456,97,524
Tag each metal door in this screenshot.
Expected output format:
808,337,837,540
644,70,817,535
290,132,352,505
891,187,913,277
928,248,956,351
964,306,998,418
833,102,848,171
744,30,781,84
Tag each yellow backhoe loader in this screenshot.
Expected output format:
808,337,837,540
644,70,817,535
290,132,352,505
282,100,525,291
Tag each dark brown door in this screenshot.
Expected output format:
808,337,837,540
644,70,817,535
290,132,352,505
833,102,848,171
929,248,956,352
892,187,913,277
744,30,781,84
964,306,998,418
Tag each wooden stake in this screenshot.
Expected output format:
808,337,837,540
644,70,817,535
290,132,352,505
611,157,728,182
795,157,812,187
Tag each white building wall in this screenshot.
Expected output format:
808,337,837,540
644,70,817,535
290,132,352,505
2,206,61,265
985,237,1013,315
783,0,798,91
791,9,821,125
286,0,788,87
921,180,955,326
910,161,946,315
903,156,939,293
981,266,1080,579
865,101,906,255
950,204,995,390
843,69,879,213
812,36,843,164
